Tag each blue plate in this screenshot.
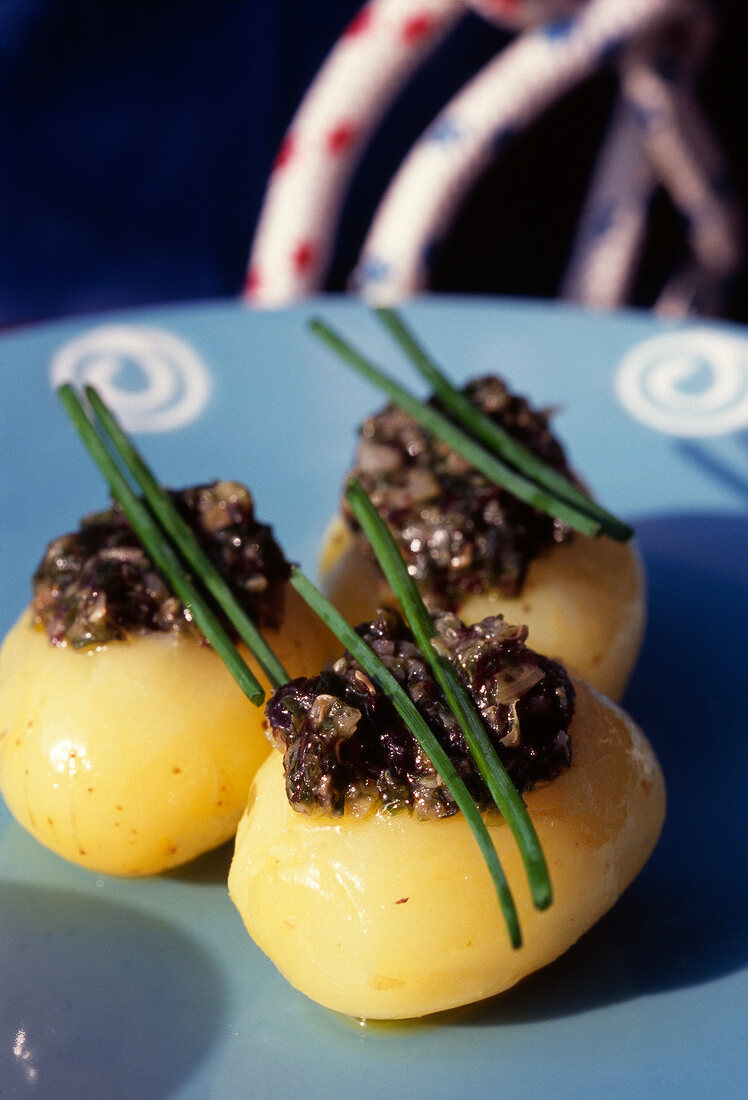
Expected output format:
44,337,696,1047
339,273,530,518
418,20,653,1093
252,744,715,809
1,297,746,1098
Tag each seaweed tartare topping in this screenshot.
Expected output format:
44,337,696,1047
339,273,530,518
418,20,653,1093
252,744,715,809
346,375,580,607
266,608,574,819
32,481,290,647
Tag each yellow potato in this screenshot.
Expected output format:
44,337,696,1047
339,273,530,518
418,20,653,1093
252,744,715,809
0,588,334,876
229,678,665,1020
319,517,645,701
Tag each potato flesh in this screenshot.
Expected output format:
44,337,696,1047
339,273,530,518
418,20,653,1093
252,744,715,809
319,518,646,701
0,588,336,876
228,679,665,1020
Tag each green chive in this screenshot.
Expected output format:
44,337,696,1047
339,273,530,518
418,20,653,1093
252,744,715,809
375,307,632,541
84,386,289,690
309,318,601,538
289,566,523,949
57,384,267,707
346,479,552,911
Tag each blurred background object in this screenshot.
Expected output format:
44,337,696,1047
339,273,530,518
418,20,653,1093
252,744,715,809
0,0,745,328
246,0,743,317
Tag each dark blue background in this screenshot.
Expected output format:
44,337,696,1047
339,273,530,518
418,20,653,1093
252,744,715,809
0,0,745,327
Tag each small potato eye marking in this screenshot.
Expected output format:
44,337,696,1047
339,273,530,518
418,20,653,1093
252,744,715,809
172,767,182,774
395,897,409,904
371,975,406,991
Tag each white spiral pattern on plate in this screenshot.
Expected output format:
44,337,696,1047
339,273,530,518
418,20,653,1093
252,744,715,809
615,328,748,437
50,325,212,433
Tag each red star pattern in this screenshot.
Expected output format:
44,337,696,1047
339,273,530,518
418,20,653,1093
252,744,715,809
343,8,372,37
326,122,357,156
292,240,317,273
244,267,260,296
273,135,295,171
401,13,436,43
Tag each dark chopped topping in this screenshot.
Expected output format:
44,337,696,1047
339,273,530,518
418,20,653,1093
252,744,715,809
31,481,290,647
266,609,574,819
345,376,579,608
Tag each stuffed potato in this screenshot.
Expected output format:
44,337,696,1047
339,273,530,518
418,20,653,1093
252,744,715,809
229,610,664,1019
0,481,334,875
320,375,645,702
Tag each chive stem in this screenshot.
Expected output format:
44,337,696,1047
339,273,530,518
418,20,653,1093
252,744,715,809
57,384,267,707
346,479,552,911
84,386,289,690
290,566,523,948
375,307,632,542
309,318,601,538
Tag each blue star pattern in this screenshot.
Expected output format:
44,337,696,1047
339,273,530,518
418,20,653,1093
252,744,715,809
588,201,616,239
426,117,463,146
491,126,517,155
598,35,625,66
543,18,576,41
421,236,443,272
628,100,666,134
354,256,391,287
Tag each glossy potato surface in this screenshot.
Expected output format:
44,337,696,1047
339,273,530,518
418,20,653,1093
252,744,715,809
319,518,645,701
0,589,335,875
229,679,665,1019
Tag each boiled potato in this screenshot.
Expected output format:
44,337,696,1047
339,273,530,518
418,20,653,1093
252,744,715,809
319,518,645,702
228,678,665,1020
0,588,334,876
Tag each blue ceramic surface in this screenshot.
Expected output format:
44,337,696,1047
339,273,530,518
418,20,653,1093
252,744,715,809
1,297,746,1098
